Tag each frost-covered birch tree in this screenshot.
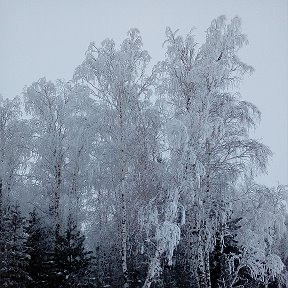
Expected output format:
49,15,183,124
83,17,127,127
74,29,156,287
63,84,95,225
156,16,272,288
0,95,30,222
23,79,88,243
229,182,288,287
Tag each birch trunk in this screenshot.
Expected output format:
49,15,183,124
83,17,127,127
121,179,129,288
204,248,211,288
54,161,61,244
70,168,79,225
197,237,207,288
202,140,212,288
142,247,164,288
119,104,129,288
185,207,200,288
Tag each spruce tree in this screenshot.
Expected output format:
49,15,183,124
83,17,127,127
25,208,54,288
53,215,95,287
0,203,31,288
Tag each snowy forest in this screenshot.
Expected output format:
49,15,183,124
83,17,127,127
0,16,288,288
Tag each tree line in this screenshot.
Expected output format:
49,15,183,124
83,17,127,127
0,16,287,288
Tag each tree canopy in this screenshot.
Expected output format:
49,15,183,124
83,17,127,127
0,16,287,288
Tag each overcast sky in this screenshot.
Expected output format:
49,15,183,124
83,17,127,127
0,0,287,186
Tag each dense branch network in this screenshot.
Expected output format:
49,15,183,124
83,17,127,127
0,16,287,288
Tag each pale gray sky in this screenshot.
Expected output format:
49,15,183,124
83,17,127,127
0,0,287,186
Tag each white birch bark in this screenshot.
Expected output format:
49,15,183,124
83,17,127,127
54,160,62,243
119,103,129,288
121,178,129,288
185,207,200,288
142,246,164,288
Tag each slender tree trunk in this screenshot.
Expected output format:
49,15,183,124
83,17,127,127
54,161,61,245
70,169,79,225
70,146,83,225
143,247,164,288
121,178,129,288
197,237,207,288
204,248,211,288
119,105,129,288
185,207,200,288
201,140,212,288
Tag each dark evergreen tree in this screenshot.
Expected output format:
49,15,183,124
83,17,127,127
53,215,95,287
0,203,31,288
0,204,10,286
25,210,96,288
25,208,54,288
